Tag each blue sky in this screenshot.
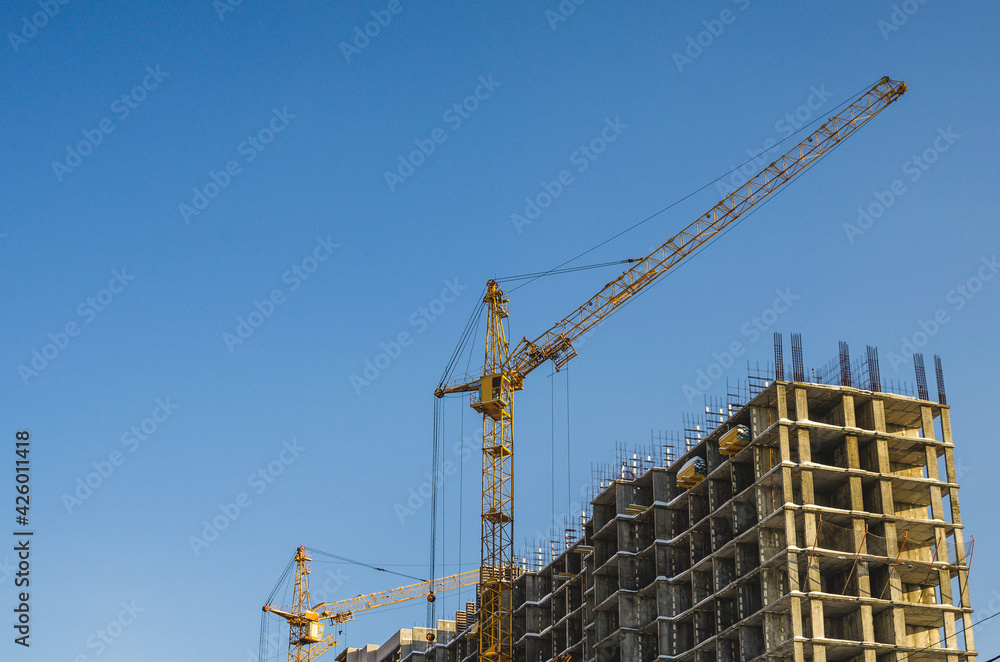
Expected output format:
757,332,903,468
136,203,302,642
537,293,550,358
3,1,999,660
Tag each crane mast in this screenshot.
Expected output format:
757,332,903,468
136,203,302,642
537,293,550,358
263,547,341,662
436,76,906,662
475,282,516,662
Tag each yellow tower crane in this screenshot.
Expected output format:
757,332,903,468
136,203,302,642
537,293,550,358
434,76,907,662
262,547,480,662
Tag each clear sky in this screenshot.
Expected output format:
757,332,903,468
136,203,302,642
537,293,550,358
3,1,999,660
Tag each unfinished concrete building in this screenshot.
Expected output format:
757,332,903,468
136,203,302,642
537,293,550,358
342,344,975,662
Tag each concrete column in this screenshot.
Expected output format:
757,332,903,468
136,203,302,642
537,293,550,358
865,399,906,661
938,408,975,657
795,388,824,662
842,395,876,662
790,594,806,662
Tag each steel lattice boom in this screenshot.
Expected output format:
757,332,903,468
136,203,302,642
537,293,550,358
312,569,479,624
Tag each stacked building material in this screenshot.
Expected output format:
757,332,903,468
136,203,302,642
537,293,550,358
677,456,707,488
718,424,751,454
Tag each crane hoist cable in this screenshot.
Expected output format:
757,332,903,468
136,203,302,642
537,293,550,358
428,395,442,626
438,296,486,390
550,368,555,532
458,398,465,609
496,258,642,283
569,107,875,333
505,81,874,297
303,547,427,583
265,555,296,605
566,366,571,523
